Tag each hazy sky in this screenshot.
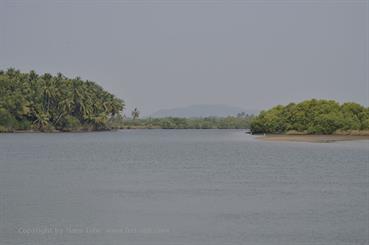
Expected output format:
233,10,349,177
0,0,368,115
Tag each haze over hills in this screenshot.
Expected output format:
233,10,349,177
151,104,258,118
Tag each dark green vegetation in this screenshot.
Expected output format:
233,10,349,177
121,115,254,129
0,68,253,132
0,69,124,132
250,99,369,134
2,69,367,134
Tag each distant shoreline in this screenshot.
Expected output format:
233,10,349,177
257,134,369,143
0,127,244,133
0,129,114,133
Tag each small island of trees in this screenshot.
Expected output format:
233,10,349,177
250,99,369,135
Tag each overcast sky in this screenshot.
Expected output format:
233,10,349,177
0,0,368,115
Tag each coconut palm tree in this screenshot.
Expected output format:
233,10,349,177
0,69,125,131
131,108,140,120
33,111,49,130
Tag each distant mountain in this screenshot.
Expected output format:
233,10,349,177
151,104,258,118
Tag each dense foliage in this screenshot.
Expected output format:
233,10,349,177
0,69,124,132
120,115,254,129
250,99,369,134
4,69,364,134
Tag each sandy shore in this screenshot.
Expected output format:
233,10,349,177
257,134,369,143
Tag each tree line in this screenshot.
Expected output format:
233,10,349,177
0,69,124,132
0,69,253,132
250,99,369,134
119,115,254,129
3,69,366,134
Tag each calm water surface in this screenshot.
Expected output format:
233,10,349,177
0,130,368,245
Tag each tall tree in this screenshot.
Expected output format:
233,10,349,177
131,108,140,120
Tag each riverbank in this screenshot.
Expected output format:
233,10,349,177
258,134,369,143
0,128,115,133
